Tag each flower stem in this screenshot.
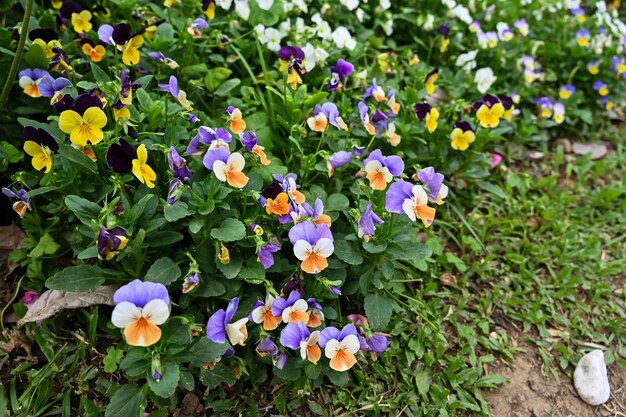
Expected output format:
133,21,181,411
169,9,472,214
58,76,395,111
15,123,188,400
0,0,35,111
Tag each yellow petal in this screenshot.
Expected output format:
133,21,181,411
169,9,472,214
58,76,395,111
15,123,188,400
123,48,140,66
59,110,83,133
83,107,107,129
136,144,148,164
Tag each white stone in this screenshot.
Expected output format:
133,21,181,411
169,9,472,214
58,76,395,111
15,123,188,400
573,350,611,405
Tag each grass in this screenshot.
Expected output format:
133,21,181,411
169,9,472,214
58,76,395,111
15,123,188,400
2,136,625,417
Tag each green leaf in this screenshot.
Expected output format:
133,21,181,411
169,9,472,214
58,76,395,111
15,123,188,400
326,194,350,212
31,234,60,258
364,293,394,330
65,195,101,225
199,363,235,389
387,242,432,262
58,144,98,173
148,362,180,398
164,202,192,222
333,240,363,265
204,68,232,91
327,370,349,387
145,257,181,285
189,338,230,367
24,43,48,69
23,186,58,198
476,374,507,388
135,88,153,111
216,253,243,279
415,370,432,395
239,261,265,282
304,91,329,108
128,194,156,224
145,231,183,247
46,265,105,292
210,218,246,242
103,347,124,373
90,62,111,83
104,384,145,417
214,79,241,97
307,401,325,416
77,245,99,260
179,370,195,391
476,181,508,200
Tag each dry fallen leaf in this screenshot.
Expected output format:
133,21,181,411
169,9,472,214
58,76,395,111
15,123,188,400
572,142,608,160
18,285,117,325
439,273,458,288
0,329,32,356
0,225,25,251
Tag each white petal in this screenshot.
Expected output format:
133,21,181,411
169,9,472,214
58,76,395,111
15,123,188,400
381,167,393,183
265,294,275,306
364,160,382,175
251,306,265,324
281,306,293,323
309,331,320,345
19,77,34,89
293,240,313,261
439,184,449,200
111,302,141,328
402,199,417,222
313,238,334,258
226,317,248,345
412,185,429,206
324,339,341,359
340,334,361,354
142,299,170,325
227,152,245,172
299,340,308,360
292,299,309,313
213,160,227,182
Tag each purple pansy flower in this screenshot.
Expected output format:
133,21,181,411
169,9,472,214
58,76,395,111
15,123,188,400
362,149,404,191
168,147,191,182
2,188,31,218
279,322,321,364
206,297,249,346
385,179,437,227
159,76,193,110
271,290,310,324
328,58,354,91
327,150,352,177
357,203,383,241
257,243,280,269
319,324,361,372
417,167,444,203
288,221,334,274
97,226,128,260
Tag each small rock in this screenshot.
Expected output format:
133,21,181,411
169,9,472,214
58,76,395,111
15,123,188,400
573,350,611,405
554,138,572,153
572,143,608,160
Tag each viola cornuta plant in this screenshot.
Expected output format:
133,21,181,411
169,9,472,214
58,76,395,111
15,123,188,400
1,0,624,414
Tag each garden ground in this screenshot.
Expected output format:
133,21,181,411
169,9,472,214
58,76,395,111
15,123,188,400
1,133,625,415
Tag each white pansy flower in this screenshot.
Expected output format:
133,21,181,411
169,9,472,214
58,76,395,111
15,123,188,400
292,0,308,13
456,50,478,71
474,67,497,93
382,20,393,36
451,5,472,24
356,8,365,22
340,0,359,10
311,13,323,25
263,27,283,51
255,24,266,40
257,0,273,10
279,20,291,37
379,0,391,10
424,14,435,31
316,21,332,40
217,0,232,9
235,0,250,20
332,27,356,50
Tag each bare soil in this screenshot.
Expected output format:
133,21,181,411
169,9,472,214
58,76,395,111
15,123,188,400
484,345,626,417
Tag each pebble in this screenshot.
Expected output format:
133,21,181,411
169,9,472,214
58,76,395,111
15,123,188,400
573,350,611,405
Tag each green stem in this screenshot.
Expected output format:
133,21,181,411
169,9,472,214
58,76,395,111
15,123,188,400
0,0,35,111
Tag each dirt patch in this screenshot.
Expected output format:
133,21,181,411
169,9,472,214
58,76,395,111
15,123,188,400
484,345,626,417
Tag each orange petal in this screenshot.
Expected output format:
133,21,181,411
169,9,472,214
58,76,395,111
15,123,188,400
301,252,328,274
367,172,387,190
330,349,357,372
415,205,436,228
230,118,246,135
315,214,332,228
307,313,322,328
307,345,321,364
124,317,162,347
263,312,282,331
226,171,249,188
289,310,310,324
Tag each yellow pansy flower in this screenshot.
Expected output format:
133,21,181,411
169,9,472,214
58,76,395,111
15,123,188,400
131,144,156,188
59,107,108,146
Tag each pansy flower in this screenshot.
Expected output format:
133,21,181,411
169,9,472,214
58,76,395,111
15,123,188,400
364,78,387,102
414,101,439,133
71,9,92,33
571,7,586,23
328,58,354,91
241,131,270,165
265,192,290,216
559,85,576,100
357,203,383,242
307,102,348,132
2,188,31,218
576,29,590,47
38,75,71,104
187,18,209,39
80,39,106,62
497,22,513,41
611,56,626,77
251,294,283,330
586,60,600,75
486,31,498,48
182,273,199,293
319,324,360,372
498,95,515,121
256,336,279,358
97,226,128,260
600,97,614,110
553,102,565,124
363,149,404,191
275,173,306,205
534,97,554,118
23,127,58,173
105,139,157,188
29,29,61,58
203,0,216,19
439,24,450,53
119,69,142,106
450,120,476,151
148,51,179,69
280,322,321,364
111,280,169,347
112,23,144,66
306,298,325,328
278,46,306,90
418,167,448,205
18,69,48,98
386,180,436,227
226,106,246,134
167,179,184,205
474,95,504,128
159,76,193,111
593,81,609,96
358,101,376,135
514,18,529,36
203,147,249,188
469,20,481,33
424,68,439,95
257,242,280,269
58,94,107,146
271,290,310,324
168,146,191,182
207,297,249,346
327,150,352,177
288,221,334,274
186,126,231,155
386,90,401,115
